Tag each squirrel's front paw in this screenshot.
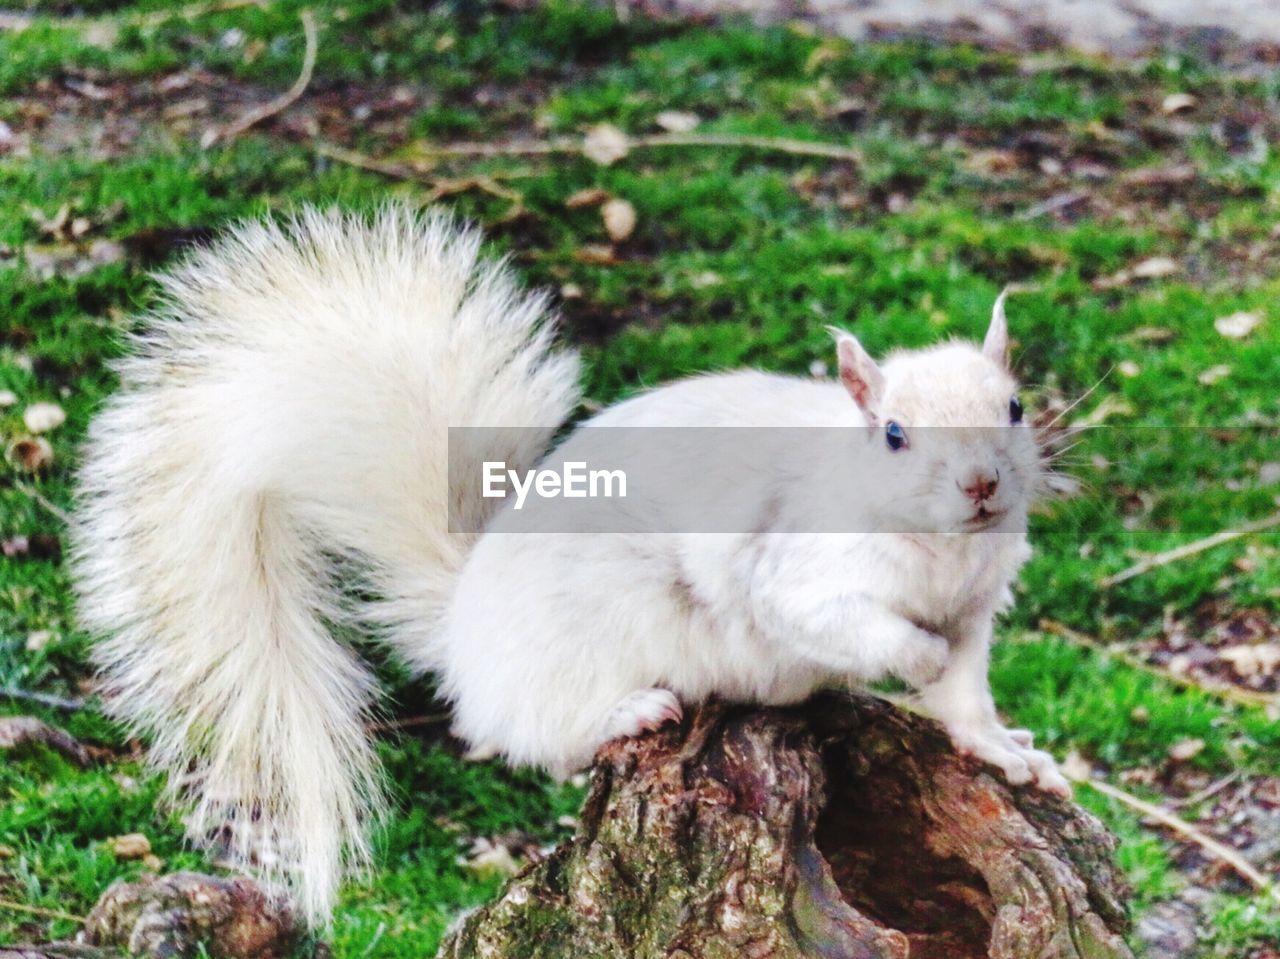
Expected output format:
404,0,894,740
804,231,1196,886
894,630,950,688
947,723,1070,798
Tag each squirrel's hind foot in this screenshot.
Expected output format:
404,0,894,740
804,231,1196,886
600,688,683,744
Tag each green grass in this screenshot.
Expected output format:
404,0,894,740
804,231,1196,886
2,1,1278,956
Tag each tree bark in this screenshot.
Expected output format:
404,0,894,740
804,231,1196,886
438,692,1134,959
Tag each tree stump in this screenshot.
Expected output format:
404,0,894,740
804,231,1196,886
438,692,1134,959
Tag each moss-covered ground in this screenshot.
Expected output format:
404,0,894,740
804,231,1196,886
1,2,1278,954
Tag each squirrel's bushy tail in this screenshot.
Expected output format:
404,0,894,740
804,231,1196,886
71,206,580,924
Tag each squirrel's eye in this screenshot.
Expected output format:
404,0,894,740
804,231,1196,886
885,420,907,451
1009,395,1024,423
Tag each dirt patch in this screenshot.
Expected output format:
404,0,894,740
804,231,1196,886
627,0,1280,60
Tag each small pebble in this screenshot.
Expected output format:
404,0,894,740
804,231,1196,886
23,401,66,433
111,833,152,860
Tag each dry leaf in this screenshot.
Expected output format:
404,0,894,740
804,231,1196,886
1094,257,1178,290
111,833,152,859
21,238,127,280
25,630,54,652
1121,164,1196,187
1060,751,1093,782
1161,93,1198,115
565,187,610,209
1218,643,1280,678
162,97,210,120
157,72,195,93
1198,364,1232,385
6,436,53,472
1131,256,1179,280
559,282,584,300
804,40,841,73
22,401,65,433
965,149,1018,175
1168,738,1205,762
29,203,70,237
574,244,617,265
655,110,699,133
583,123,629,166
64,77,111,101
1214,311,1262,339
1078,395,1134,427
1125,326,1174,343
460,837,521,877
601,198,637,243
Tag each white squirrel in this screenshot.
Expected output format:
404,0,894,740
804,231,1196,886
72,205,1069,926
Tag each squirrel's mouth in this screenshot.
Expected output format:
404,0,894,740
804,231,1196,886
963,506,1006,530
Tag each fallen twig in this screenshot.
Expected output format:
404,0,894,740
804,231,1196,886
1099,511,1280,588
0,716,91,766
1,686,87,713
132,0,266,29
1167,770,1241,810
366,712,452,734
14,481,71,525
317,132,856,213
401,130,863,164
0,0,266,43
1080,776,1280,905
316,145,528,218
0,897,87,925
1036,619,1279,711
1017,191,1089,220
206,8,318,147
315,142,421,178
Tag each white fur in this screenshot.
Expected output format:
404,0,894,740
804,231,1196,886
72,207,580,924
443,350,1064,797
75,208,1066,927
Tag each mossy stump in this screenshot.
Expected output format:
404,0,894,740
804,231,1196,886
438,692,1134,959
0,872,302,959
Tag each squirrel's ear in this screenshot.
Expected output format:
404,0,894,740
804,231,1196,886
829,327,885,419
983,288,1010,366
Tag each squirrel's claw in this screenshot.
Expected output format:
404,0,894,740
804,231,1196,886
947,722,1071,798
600,688,684,744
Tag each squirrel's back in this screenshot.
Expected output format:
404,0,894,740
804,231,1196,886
72,206,580,923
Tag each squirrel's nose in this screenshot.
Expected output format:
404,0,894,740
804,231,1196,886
961,469,999,503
